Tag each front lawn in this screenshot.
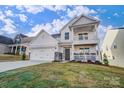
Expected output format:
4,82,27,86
0,54,29,61
0,62,124,88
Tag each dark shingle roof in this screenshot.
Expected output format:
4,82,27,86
51,33,60,39
21,37,34,43
0,35,13,44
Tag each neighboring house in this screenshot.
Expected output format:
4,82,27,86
8,34,34,55
30,14,101,62
0,34,33,56
0,35,13,54
102,27,124,67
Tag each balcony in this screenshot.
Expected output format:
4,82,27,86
73,36,98,45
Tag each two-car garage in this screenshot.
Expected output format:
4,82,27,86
29,30,58,62
30,47,56,61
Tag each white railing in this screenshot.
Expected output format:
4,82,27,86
73,36,98,44
74,51,97,62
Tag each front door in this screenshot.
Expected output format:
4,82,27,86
65,48,70,60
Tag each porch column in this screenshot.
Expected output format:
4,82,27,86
19,45,22,55
15,45,18,54
71,27,74,60
11,46,14,53
72,45,74,60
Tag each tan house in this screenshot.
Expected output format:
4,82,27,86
102,28,124,67
30,14,101,62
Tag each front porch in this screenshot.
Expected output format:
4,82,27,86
58,44,99,62
8,44,27,55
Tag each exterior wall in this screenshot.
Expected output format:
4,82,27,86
30,31,58,61
110,29,124,67
74,30,97,40
74,45,97,53
60,27,72,43
60,17,99,61
0,43,10,54
102,29,124,67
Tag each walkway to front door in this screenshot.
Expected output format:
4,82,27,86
65,48,70,60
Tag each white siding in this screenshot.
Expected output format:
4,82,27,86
30,31,58,61
0,44,10,54
102,29,124,67
72,16,95,26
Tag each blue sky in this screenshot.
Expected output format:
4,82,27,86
0,5,124,41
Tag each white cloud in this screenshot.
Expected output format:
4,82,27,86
4,10,14,17
26,18,68,36
113,13,119,17
16,5,44,14
67,6,97,18
107,17,111,19
43,5,67,12
97,8,107,14
16,5,67,14
0,10,17,34
0,11,6,20
93,15,101,21
1,24,16,34
97,24,113,48
18,14,28,22
26,23,52,36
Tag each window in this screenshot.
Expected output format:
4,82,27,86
78,33,88,40
80,48,90,54
84,33,88,40
65,32,69,40
79,34,83,40
113,43,117,49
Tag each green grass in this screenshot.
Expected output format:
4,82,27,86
0,62,124,88
0,54,29,61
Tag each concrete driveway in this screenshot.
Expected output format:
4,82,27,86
0,60,50,73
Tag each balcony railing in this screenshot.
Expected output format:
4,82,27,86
73,36,98,45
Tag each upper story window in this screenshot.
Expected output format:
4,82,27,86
79,34,83,40
65,32,69,40
78,33,88,40
84,33,88,40
113,43,117,49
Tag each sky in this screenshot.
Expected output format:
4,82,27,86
0,5,124,43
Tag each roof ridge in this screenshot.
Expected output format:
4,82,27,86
71,14,99,26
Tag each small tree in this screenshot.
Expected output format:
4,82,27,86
103,53,109,65
21,52,26,60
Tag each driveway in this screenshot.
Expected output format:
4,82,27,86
0,60,50,73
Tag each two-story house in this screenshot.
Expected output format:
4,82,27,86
30,14,101,62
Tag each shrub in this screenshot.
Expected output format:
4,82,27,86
52,60,61,62
87,60,93,64
69,60,76,62
95,60,102,65
103,53,109,66
21,53,26,60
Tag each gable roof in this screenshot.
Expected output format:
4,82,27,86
59,16,78,32
30,29,58,44
71,14,99,26
60,14,99,32
0,35,13,44
21,37,34,43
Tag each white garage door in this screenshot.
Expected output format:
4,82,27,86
31,48,55,61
